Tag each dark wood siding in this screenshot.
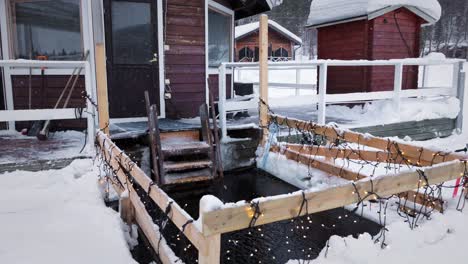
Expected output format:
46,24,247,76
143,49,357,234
316,8,423,94
317,20,369,93
12,75,86,130
0,70,5,129
235,29,294,61
165,0,206,118
208,74,232,101
368,8,421,92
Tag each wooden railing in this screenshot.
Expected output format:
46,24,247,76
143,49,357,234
217,58,467,139
0,60,97,145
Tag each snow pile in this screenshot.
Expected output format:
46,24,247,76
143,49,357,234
235,20,302,44
0,159,137,264
325,97,460,127
308,0,442,26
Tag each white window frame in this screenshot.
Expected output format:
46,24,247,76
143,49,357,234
0,0,97,130
206,0,234,74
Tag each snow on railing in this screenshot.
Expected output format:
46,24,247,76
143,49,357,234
217,58,467,139
0,60,97,145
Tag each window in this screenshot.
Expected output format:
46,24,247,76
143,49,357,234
208,8,232,67
238,47,253,61
9,0,83,60
274,48,289,58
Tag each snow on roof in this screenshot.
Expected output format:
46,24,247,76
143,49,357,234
307,0,442,27
235,20,302,45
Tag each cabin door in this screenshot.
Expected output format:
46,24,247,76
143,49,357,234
104,0,160,118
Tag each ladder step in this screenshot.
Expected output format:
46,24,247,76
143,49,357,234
162,141,211,157
164,160,212,173
163,168,213,185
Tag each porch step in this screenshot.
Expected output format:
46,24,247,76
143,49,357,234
163,160,213,173
161,141,211,157
164,168,213,185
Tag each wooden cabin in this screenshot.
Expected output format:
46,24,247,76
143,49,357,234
0,0,279,131
306,0,441,94
235,20,302,62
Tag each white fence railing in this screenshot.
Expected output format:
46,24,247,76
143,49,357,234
218,58,467,139
0,60,96,145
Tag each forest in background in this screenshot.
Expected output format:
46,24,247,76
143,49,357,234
238,0,468,59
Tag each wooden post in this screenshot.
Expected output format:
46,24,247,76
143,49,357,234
95,44,110,135
259,14,269,142
455,62,467,131
119,195,135,224
295,68,301,96
91,0,110,135
318,63,328,124
198,234,221,264
393,63,403,113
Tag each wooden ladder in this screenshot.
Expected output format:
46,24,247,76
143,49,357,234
145,92,222,187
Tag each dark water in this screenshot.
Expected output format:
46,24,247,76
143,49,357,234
132,168,382,264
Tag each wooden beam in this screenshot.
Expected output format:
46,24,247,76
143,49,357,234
271,146,367,181
259,14,269,143
283,144,432,167
120,195,135,224
95,43,110,134
269,114,467,164
201,160,465,236
96,132,209,255
198,234,221,264
398,191,445,213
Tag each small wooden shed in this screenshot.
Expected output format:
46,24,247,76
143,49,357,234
307,0,442,94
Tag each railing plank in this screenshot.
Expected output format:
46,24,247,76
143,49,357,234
0,108,87,122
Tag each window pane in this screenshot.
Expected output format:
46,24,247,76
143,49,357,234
111,1,153,65
12,0,82,60
209,10,231,67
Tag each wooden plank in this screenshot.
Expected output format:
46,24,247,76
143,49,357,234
259,15,269,143
0,108,86,122
398,190,445,213
283,143,432,167
145,92,161,185
271,147,367,181
95,44,110,134
269,114,468,164
198,234,221,264
120,196,135,224
96,132,209,255
201,160,466,236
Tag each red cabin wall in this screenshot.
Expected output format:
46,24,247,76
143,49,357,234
317,8,423,94
368,8,422,92
12,75,86,130
235,30,294,61
165,0,206,119
317,20,370,93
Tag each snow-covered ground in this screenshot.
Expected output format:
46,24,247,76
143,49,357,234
0,159,137,264
280,133,468,264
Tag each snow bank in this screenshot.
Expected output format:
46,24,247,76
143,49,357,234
0,159,137,264
308,0,442,26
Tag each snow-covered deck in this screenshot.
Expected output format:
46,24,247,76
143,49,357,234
0,131,91,173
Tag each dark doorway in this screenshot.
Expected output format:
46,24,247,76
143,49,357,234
104,0,160,118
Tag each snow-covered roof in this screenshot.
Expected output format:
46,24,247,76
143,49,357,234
307,0,442,28
235,20,302,45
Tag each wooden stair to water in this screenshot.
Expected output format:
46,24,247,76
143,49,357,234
145,91,222,188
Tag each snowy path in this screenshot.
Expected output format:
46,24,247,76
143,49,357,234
0,159,136,264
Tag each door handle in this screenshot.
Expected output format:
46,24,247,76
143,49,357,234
149,53,158,63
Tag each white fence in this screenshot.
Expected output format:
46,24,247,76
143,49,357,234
218,58,467,139
0,60,96,144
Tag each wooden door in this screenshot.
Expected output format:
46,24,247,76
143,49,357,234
104,0,159,118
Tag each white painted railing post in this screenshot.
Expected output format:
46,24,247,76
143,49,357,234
456,62,467,132
84,61,96,147
219,64,227,139
393,63,404,113
295,68,301,96
318,63,327,124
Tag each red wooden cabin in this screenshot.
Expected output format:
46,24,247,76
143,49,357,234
307,1,441,94
235,20,302,62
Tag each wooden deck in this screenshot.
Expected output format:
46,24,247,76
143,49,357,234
0,131,90,173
